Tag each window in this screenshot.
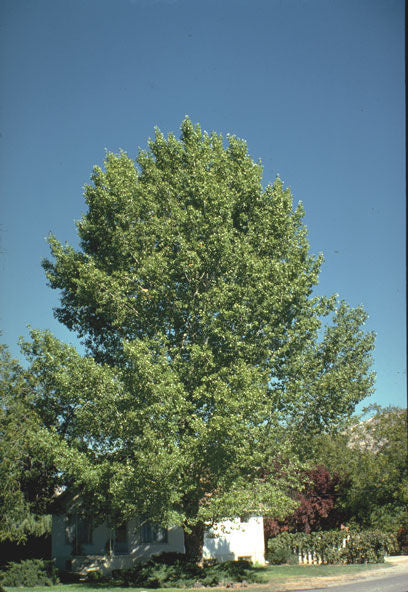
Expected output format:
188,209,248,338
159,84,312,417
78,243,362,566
113,523,129,554
139,521,168,544
238,555,252,562
65,515,92,554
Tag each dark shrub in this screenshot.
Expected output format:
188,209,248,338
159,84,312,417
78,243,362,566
396,527,408,554
202,560,262,584
109,558,262,588
115,563,182,588
150,551,191,565
57,570,82,583
85,570,106,582
0,535,51,569
0,559,59,587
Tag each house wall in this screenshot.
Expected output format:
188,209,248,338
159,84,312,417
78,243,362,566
203,516,265,564
52,515,265,573
52,516,184,572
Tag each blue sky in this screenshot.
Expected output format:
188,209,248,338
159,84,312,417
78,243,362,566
0,0,405,410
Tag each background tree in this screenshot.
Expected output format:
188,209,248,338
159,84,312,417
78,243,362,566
312,406,408,534
20,119,375,561
264,466,345,544
0,344,54,543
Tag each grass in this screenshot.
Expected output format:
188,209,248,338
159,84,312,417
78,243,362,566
2,562,393,592
256,562,391,580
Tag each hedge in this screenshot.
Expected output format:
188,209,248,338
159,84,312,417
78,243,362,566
0,558,59,587
267,530,398,564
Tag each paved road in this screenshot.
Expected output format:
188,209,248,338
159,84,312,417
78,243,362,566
277,557,408,592
295,572,408,592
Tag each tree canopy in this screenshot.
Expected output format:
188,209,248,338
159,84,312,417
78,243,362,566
16,118,375,560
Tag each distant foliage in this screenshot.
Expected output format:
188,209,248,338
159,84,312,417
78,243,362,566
313,406,408,535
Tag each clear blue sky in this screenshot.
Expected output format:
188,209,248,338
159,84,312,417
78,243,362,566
0,0,405,410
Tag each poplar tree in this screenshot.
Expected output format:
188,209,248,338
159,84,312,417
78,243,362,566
24,118,374,561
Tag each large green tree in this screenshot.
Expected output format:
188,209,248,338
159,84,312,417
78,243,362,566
22,119,375,561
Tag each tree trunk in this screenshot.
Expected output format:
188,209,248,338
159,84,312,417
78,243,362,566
183,522,205,564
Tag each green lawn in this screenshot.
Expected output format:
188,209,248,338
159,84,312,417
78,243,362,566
256,562,391,580
2,562,393,592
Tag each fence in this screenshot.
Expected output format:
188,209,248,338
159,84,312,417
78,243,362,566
268,530,398,565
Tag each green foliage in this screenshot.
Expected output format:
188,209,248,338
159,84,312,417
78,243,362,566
312,406,408,534
0,559,59,587
267,547,299,565
17,119,375,559
0,343,56,542
202,560,263,585
119,562,192,588
268,530,398,565
85,570,106,583
110,557,262,588
342,531,396,564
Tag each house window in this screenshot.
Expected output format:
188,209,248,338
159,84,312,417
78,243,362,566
238,555,252,562
140,521,168,544
65,515,92,554
113,523,129,554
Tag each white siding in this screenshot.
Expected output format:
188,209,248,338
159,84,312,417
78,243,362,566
204,516,265,564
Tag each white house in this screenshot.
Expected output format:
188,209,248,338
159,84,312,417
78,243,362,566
51,514,265,574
